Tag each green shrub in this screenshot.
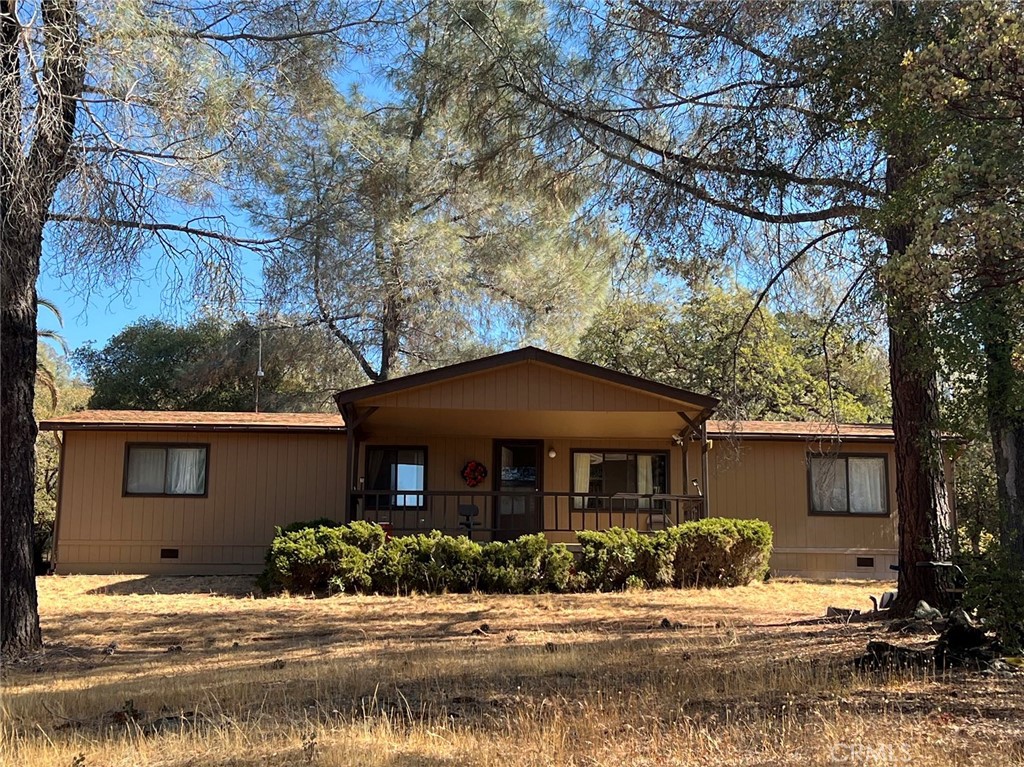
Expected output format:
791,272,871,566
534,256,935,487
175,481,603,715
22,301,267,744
424,532,483,593
961,548,1024,652
480,534,574,593
259,519,772,596
637,531,676,588
575,520,771,591
541,541,575,593
259,525,356,593
279,517,343,534
668,518,773,587
328,545,373,594
339,520,388,553
368,536,413,595
577,528,667,590
370,531,482,594
259,519,388,594
624,574,647,591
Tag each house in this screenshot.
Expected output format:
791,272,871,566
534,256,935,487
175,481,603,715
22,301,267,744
40,346,930,580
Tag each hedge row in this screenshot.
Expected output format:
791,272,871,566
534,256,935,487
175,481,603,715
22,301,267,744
258,518,772,595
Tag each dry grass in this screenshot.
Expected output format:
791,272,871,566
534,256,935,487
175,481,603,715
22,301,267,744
2,576,1023,766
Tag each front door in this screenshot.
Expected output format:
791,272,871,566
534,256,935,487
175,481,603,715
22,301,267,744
493,440,543,541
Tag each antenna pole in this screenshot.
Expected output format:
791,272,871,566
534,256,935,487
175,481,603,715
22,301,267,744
255,310,265,413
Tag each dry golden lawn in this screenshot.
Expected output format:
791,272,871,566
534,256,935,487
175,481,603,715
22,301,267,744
2,575,1023,767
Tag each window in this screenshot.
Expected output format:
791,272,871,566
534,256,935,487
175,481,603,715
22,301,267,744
571,451,668,508
809,454,888,515
365,446,426,509
125,444,208,496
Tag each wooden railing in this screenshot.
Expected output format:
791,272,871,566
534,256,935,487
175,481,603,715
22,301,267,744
349,490,705,540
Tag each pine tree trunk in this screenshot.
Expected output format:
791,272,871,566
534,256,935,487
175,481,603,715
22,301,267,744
889,315,953,611
1,222,43,657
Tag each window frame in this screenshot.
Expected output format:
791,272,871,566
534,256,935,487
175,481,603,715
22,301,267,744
806,451,891,517
568,448,671,507
363,444,428,511
123,442,210,498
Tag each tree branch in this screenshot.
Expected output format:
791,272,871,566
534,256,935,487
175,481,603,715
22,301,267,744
511,81,879,199
178,1,385,44
46,213,283,249
730,225,858,376
27,0,86,204
311,244,381,382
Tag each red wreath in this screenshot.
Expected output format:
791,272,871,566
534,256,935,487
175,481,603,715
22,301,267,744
461,460,488,488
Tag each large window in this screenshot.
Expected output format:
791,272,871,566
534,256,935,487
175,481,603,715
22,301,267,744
571,451,668,508
125,444,208,496
365,446,426,509
809,454,888,515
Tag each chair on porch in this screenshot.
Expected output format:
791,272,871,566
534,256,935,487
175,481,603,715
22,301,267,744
458,504,480,538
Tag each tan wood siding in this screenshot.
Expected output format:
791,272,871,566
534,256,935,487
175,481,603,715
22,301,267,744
360,361,690,413
55,422,902,581
708,439,898,580
55,430,347,574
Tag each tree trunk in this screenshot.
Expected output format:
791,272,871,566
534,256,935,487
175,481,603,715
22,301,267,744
883,216,952,612
1,224,43,656
981,281,1024,562
993,423,1024,561
888,313,953,611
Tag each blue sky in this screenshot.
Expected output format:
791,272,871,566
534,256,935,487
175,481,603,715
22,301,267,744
37,51,395,357
39,264,174,351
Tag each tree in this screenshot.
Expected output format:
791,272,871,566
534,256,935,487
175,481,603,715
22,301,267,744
899,3,1024,594
579,286,891,422
2,0,384,655
241,4,621,381
479,1,962,608
75,317,360,412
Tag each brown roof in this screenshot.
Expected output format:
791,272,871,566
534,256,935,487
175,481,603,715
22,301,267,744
706,420,894,441
335,346,720,411
39,410,345,433
39,410,892,441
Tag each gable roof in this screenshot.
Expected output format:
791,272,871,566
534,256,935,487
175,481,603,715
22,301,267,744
334,346,719,411
39,410,345,433
706,420,894,442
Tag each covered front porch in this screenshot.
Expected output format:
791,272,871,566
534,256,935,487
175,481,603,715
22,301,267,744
335,348,717,543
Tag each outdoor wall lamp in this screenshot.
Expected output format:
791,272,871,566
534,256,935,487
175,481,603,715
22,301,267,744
548,447,557,459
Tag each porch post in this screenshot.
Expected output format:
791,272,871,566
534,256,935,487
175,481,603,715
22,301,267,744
340,403,356,523
700,421,710,519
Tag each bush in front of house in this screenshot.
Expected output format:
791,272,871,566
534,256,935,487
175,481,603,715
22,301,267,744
259,524,568,595
667,517,773,587
575,519,772,590
259,518,772,595
279,517,343,534
480,533,574,593
258,524,364,593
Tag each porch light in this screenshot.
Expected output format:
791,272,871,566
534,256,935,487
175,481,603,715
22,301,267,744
548,447,557,459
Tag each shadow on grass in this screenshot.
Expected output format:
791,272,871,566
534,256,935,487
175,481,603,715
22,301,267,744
85,575,259,597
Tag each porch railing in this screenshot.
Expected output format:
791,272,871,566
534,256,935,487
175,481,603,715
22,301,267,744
349,490,706,540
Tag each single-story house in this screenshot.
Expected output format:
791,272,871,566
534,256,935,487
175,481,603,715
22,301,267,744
41,346,950,580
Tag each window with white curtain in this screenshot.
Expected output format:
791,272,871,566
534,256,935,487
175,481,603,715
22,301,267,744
571,451,668,509
809,454,887,515
125,444,208,496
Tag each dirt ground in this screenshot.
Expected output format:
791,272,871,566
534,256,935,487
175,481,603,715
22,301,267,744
2,575,1023,766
